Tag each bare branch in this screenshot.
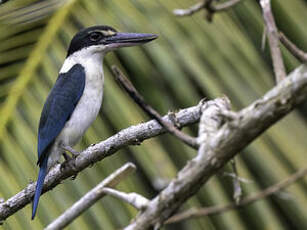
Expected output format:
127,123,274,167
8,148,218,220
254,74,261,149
173,1,206,17
212,0,241,11
230,159,243,204
102,188,149,210
124,65,307,229
259,0,286,83
279,32,307,63
167,166,307,223
173,0,242,21
111,65,199,149
45,163,136,230
0,103,202,221
222,172,252,184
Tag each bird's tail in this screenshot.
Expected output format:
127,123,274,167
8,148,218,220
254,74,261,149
32,157,48,220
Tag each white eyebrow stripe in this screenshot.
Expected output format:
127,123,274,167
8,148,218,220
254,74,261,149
102,30,116,36
90,29,116,36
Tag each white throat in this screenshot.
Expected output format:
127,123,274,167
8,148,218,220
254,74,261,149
60,46,105,74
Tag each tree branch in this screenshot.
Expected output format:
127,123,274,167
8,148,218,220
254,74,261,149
230,159,243,204
166,166,307,223
0,103,202,221
102,188,149,210
173,0,241,22
279,32,307,63
111,65,198,149
124,64,307,229
212,0,241,11
125,96,231,230
45,163,136,230
259,0,286,83
173,1,207,17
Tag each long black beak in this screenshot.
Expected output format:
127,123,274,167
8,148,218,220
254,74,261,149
104,32,158,49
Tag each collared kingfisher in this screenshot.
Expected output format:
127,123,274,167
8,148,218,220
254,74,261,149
32,25,157,219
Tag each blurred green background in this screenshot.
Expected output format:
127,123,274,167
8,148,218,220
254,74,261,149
0,0,307,229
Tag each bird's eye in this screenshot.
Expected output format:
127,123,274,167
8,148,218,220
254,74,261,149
89,32,102,41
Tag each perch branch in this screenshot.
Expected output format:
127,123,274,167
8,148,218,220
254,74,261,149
167,166,307,223
124,65,307,229
45,163,136,230
0,102,202,221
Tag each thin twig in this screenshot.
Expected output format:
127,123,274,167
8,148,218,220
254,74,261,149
102,188,149,210
230,159,243,204
259,0,286,83
279,32,307,63
111,65,199,149
212,0,241,11
167,166,307,223
45,163,136,230
223,172,253,184
173,1,206,16
173,0,241,20
205,0,242,22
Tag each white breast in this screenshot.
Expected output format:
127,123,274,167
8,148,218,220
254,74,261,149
59,63,104,146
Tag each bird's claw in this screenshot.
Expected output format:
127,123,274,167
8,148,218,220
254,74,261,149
61,145,80,157
61,146,79,179
60,157,79,179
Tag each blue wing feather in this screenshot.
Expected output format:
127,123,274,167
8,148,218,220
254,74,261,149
37,64,85,165
32,64,85,220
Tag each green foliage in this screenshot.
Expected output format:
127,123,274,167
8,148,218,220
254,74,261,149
0,0,307,229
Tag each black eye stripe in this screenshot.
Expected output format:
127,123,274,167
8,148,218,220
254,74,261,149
89,32,102,41
67,26,118,56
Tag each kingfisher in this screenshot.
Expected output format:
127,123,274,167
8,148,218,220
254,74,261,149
32,25,157,219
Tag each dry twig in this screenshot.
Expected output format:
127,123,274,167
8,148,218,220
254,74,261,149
45,163,136,230
212,0,241,11
111,65,199,149
102,188,149,210
279,32,307,63
167,166,307,223
230,159,243,204
173,1,207,17
259,0,286,83
173,0,241,22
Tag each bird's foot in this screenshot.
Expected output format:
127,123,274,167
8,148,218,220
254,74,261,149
61,145,80,157
61,152,79,180
62,152,71,161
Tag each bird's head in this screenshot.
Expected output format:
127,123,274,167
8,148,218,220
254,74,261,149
67,25,158,57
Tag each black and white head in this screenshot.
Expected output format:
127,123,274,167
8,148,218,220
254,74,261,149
67,25,158,58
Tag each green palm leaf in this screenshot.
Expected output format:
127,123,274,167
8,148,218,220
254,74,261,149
0,0,307,229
